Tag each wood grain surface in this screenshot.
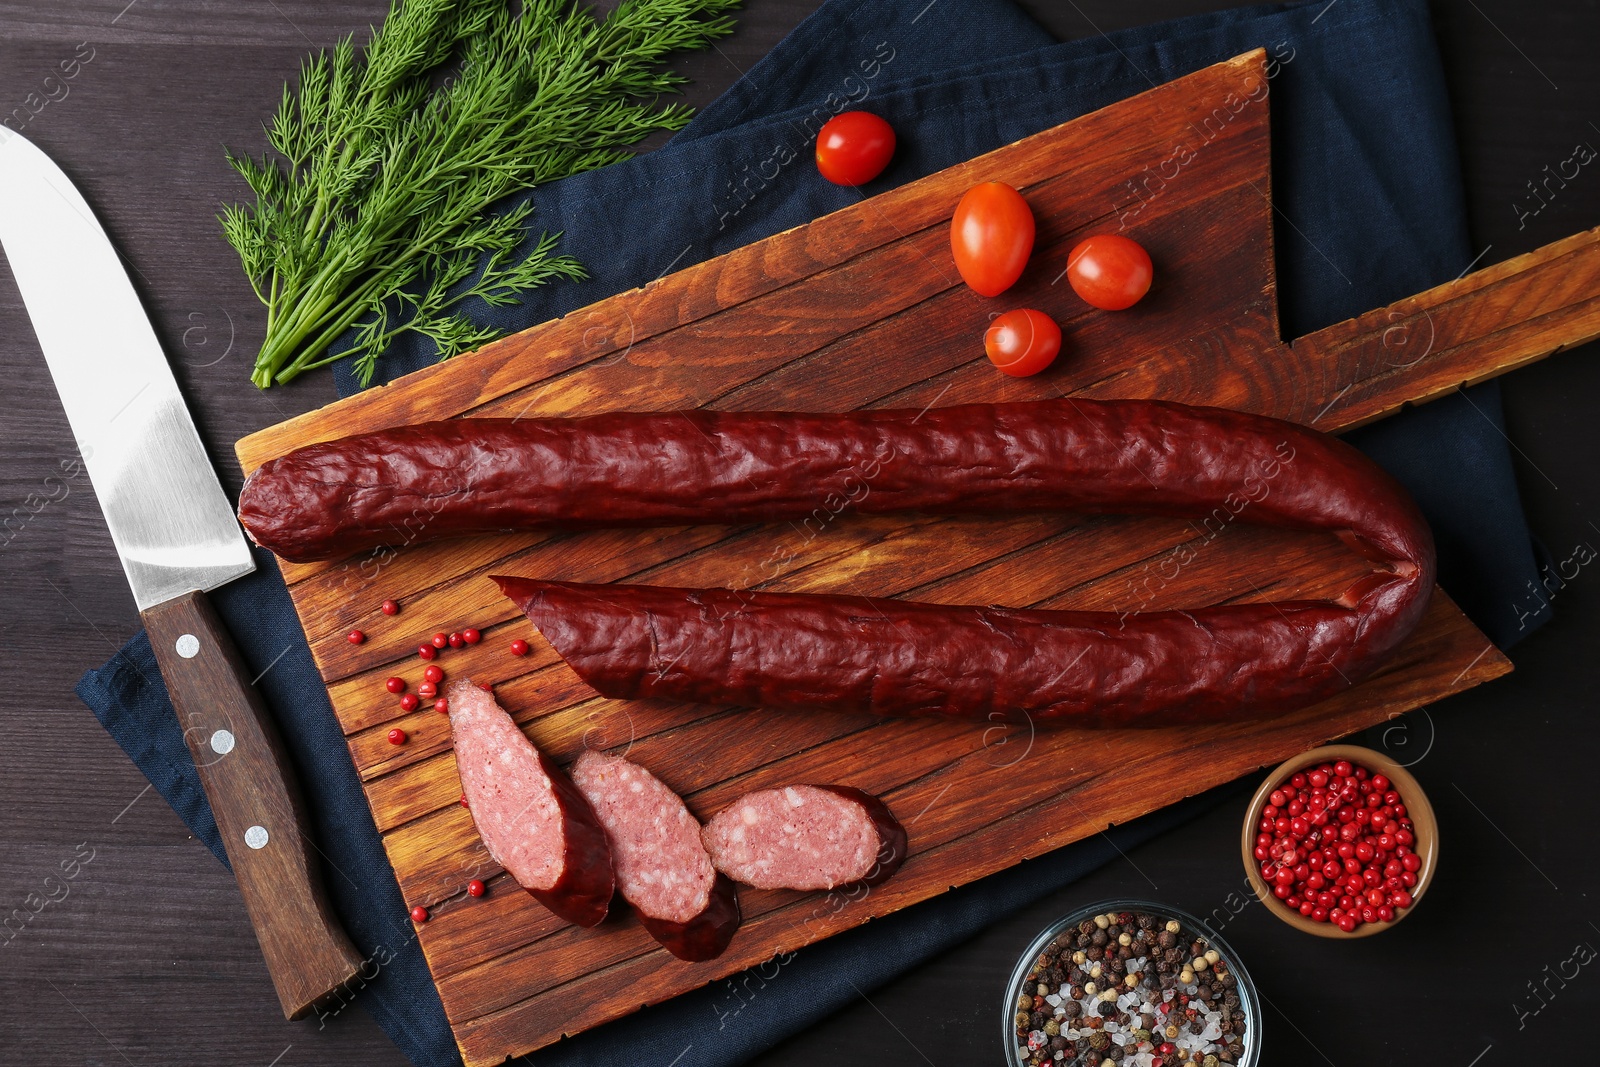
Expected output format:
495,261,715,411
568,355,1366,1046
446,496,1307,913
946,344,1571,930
3,3,1598,1067
227,50,1568,1064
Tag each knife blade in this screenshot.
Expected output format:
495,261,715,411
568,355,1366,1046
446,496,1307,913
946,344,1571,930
0,127,361,1020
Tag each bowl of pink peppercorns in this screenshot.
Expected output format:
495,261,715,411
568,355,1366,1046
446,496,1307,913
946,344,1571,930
1241,744,1437,938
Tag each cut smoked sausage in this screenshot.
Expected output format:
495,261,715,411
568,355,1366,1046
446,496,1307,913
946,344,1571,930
447,680,613,927
703,785,907,891
570,750,739,961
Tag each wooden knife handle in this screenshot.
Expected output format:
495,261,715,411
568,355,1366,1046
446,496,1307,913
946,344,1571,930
142,589,362,1020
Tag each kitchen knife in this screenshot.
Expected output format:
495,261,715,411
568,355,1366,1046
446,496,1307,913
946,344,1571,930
0,127,362,1019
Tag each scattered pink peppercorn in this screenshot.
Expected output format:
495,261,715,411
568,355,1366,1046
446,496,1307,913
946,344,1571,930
509,639,529,657
347,629,365,645
410,905,429,923
385,676,406,694
467,879,486,898
423,664,444,684
417,644,436,661
434,698,449,715
431,632,449,649
381,599,400,616
399,693,419,712
448,631,465,649
387,728,407,746
418,681,437,699
462,628,482,645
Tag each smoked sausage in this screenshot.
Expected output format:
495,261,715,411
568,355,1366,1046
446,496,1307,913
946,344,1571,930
448,680,614,926
237,399,1430,572
570,750,739,961
702,785,907,891
241,399,1434,725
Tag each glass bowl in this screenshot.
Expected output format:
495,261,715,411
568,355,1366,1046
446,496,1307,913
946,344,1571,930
1001,898,1262,1066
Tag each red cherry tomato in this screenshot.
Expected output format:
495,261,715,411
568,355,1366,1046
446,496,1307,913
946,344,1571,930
951,182,1035,297
815,111,896,186
1065,234,1153,310
984,309,1061,377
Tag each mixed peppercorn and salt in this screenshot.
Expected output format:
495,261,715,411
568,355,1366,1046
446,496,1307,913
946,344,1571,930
1012,910,1248,1067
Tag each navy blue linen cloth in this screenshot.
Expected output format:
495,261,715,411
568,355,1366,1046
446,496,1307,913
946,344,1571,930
78,0,1550,1064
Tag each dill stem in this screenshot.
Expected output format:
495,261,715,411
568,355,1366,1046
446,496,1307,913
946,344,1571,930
269,267,417,383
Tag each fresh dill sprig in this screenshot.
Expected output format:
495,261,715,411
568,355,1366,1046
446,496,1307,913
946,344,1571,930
221,0,738,388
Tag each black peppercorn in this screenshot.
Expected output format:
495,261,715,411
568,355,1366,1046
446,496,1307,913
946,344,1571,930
1091,929,1108,947
1031,1010,1046,1029
1157,929,1176,949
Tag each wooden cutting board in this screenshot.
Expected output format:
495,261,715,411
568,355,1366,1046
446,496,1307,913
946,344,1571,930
235,50,1600,1065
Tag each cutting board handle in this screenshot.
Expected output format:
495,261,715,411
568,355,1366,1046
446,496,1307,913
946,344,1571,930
1296,224,1600,433
142,590,363,1020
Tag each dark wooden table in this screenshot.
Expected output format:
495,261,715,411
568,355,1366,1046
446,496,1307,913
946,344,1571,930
1,2,1595,1064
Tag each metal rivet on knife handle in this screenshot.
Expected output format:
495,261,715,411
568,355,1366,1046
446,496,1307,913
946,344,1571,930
175,633,199,658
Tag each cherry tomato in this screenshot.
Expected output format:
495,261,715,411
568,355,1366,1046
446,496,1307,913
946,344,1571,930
815,112,896,186
1065,234,1153,310
984,309,1061,377
951,182,1035,297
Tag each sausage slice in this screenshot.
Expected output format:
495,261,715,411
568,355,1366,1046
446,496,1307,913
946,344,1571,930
447,680,613,927
570,750,739,961
703,785,907,891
